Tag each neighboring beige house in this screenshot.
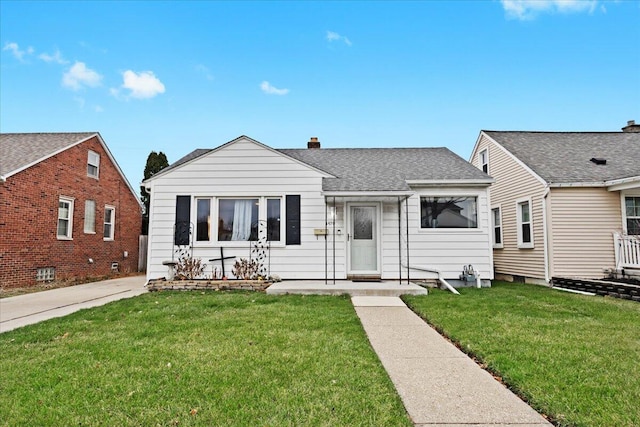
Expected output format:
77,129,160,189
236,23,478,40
469,121,640,284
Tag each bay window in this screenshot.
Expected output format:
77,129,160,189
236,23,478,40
191,197,284,243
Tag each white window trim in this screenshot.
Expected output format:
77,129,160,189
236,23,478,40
88,150,100,179
516,197,534,249
621,192,640,235
479,149,489,174
192,196,285,247
265,197,284,243
103,205,115,241
57,196,74,240
418,195,480,231
84,200,96,234
491,205,503,249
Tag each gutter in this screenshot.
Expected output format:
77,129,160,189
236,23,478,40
402,263,460,295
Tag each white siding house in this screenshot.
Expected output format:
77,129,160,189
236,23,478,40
144,136,494,285
470,122,640,284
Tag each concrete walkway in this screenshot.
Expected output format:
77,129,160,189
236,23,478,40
0,275,148,333
352,296,552,427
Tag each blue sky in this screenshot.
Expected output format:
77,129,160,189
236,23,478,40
1,1,639,187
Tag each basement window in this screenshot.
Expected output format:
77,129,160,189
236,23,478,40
36,267,55,282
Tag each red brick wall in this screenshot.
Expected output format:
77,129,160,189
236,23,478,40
0,136,142,288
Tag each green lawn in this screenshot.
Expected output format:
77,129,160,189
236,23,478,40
0,292,411,427
404,282,640,427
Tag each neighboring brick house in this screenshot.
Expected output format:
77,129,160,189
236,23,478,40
0,132,142,288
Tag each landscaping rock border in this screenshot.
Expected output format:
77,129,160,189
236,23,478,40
146,279,271,292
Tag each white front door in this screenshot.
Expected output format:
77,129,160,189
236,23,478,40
349,205,379,273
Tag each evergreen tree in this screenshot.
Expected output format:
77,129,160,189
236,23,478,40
141,151,169,234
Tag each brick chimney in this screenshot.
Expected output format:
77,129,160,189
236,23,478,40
622,120,640,133
307,137,321,149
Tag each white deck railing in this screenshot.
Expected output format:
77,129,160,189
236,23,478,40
614,232,640,270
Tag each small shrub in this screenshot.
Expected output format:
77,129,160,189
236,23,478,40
232,258,260,280
174,247,206,280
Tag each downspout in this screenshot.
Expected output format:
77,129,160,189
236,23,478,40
542,186,551,284
324,198,328,285
402,263,460,295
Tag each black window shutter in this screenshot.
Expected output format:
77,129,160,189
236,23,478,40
286,195,301,245
174,195,191,245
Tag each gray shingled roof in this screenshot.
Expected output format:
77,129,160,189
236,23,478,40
158,148,212,176
484,131,640,184
280,147,491,191
0,132,97,178
156,143,491,192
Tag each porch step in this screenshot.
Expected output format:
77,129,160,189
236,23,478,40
348,275,382,282
266,280,428,296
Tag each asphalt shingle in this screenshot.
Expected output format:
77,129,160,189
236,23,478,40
280,147,491,192
0,132,97,178
484,131,640,184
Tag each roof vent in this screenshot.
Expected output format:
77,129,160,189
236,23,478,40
590,157,607,165
307,137,321,149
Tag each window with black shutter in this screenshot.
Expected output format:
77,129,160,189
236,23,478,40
175,195,191,245
286,195,301,245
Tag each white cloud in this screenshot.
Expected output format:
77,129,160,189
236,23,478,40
260,81,289,95
3,42,34,61
39,49,68,64
119,70,166,99
94,105,104,113
62,61,102,90
501,0,598,20
326,31,352,46
195,64,214,81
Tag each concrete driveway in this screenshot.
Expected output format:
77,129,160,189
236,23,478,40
1,275,148,333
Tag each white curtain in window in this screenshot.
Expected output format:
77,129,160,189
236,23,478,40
232,200,253,240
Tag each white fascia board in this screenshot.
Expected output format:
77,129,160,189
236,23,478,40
322,190,415,197
406,179,494,187
549,182,607,188
606,176,640,192
468,131,485,162
145,135,335,183
3,133,97,180
482,132,548,187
